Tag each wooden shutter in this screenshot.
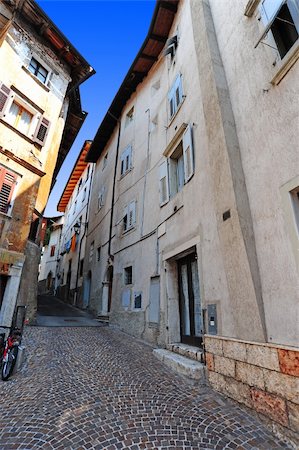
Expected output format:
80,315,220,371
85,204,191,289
128,200,136,227
0,82,12,118
33,116,50,146
0,168,17,214
159,161,169,205
183,125,194,182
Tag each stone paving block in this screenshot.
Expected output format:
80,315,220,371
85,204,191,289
263,369,299,404
222,339,247,362
278,349,299,377
251,388,289,427
204,336,223,356
287,401,299,433
246,343,280,371
214,354,235,377
236,361,265,390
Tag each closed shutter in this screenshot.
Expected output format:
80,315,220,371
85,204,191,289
183,125,194,182
0,83,12,118
0,168,17,214
33,116,50,146
159,161,169,205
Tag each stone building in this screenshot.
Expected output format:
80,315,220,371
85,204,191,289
56,141,94,307
0,0,94,327
78,0,298,439
38,216,63,295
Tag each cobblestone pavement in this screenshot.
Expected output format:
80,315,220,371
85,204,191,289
0,327,291,450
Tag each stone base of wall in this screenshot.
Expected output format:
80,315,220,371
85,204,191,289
204,335,299,446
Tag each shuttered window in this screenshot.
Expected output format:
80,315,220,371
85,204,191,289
0,167,17,214
168,74,183,120
0,83,12,117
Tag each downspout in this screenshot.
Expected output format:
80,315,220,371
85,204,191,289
108,111,121,260
140,108,151,237
74,164,94,306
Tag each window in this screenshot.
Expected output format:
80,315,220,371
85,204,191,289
123,200,136,232
82,187,87,202
257,0,299,59
73,201,77,215
89,242,94,262
0,81,51,146
28,57,49,84
0,166,17,214
168,74,183,120
102,153,108,170
50,245,55,257
98,186,105,210
134,292,142,309
120,145,132,176
290,186,299,235
159,125,194,206
97,246,101,262
124,266,133,285
163,35,178,58
125,107,134,127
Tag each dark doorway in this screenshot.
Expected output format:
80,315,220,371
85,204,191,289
0,275,8,310
107,266,113,313
177,252,203,347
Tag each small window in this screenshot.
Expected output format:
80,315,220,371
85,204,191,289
120,145,132,176
82,187,87,202
125,107,134,127
98,186,105,210
168,74,183,120
73,201,77,215
163,35,178,58
124,266,133,285
134,292,142,309
123,200,136,232
0,166,17,214
290,186,299,235
77,178,82,194
257,0,299,59
102,153,108,170
28,57,49,84
97,246,101,262
50,245,55,257
6,101,33,135
89,242,94,262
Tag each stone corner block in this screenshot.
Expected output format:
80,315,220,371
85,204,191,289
287,401,299,433
223,339,247,362
205,352,214,371
251,388,288,427
246,343,280,371
236,361,265,390
278,349,299,377
214,354,235,378
204,336,223,356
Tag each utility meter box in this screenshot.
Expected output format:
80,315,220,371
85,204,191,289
207,304,217,335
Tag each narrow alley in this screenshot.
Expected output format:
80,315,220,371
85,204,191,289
0,307,291,450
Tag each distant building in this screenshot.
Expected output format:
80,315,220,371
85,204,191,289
38,216,63,295
65,0,297,438
55,141,94,307
0,0,95,327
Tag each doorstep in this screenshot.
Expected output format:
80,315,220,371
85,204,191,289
153,348,205,383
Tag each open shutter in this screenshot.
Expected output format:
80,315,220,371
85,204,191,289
0,168,17,214
183,125,194,182
123,205,128,232
128,201,136,228
0,82,12,118
159,161,169,205
33,116,50,146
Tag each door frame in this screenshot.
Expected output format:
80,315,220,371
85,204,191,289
177,252,202,347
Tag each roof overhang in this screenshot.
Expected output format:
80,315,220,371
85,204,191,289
57,140,92,212
86,0,179,162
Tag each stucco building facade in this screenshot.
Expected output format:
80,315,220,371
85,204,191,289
73,0,299,438
0,0,94,327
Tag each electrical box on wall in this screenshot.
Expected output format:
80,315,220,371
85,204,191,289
207,304,217,335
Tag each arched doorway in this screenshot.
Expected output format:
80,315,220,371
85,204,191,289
83,271,91,309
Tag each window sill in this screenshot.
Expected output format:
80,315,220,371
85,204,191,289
271,40,299,85
122,225,135,235
22,66,50,92
120,167,133,179
0,118,41,148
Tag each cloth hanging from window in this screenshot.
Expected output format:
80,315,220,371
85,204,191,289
71,234,76,252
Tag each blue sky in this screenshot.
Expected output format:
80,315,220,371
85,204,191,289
36,0,156,216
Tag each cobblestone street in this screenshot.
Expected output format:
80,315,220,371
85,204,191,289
0,327,291,450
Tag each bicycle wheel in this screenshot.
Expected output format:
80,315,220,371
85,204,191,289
1,346,18,381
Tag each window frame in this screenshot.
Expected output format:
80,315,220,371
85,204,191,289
120,145,132,177
124,266,133,285
123,200,136,233
27,57,50,85
168,74,184,121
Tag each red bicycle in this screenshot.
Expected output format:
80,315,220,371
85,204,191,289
0,326,22,381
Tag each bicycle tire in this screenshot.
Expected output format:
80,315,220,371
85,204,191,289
1,346,18,381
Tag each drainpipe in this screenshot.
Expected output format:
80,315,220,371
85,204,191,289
140,108,151,238
74,164,94,306
108,111,121,260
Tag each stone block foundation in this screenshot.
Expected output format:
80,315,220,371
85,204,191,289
204,335,299,443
